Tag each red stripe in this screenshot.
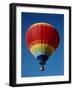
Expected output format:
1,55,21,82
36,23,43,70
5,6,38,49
25,23,60,49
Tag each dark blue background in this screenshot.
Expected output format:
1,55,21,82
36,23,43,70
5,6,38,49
21,12,64,77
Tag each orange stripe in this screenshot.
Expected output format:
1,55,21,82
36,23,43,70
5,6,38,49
29,40,49,48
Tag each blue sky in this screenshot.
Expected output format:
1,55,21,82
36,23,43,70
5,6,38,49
21,12,64,77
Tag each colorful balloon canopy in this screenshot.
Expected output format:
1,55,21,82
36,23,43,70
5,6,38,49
25,23,60,70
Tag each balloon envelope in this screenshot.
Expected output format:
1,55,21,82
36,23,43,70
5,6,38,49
26,23,60,65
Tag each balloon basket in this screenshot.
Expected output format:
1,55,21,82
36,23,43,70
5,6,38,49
40,65,44,71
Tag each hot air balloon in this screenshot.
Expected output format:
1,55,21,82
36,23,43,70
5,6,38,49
25,23,60,71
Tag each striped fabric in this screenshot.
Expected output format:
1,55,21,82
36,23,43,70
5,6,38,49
30,43,55,58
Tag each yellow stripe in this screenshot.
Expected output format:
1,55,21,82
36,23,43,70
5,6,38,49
30,43,55,56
